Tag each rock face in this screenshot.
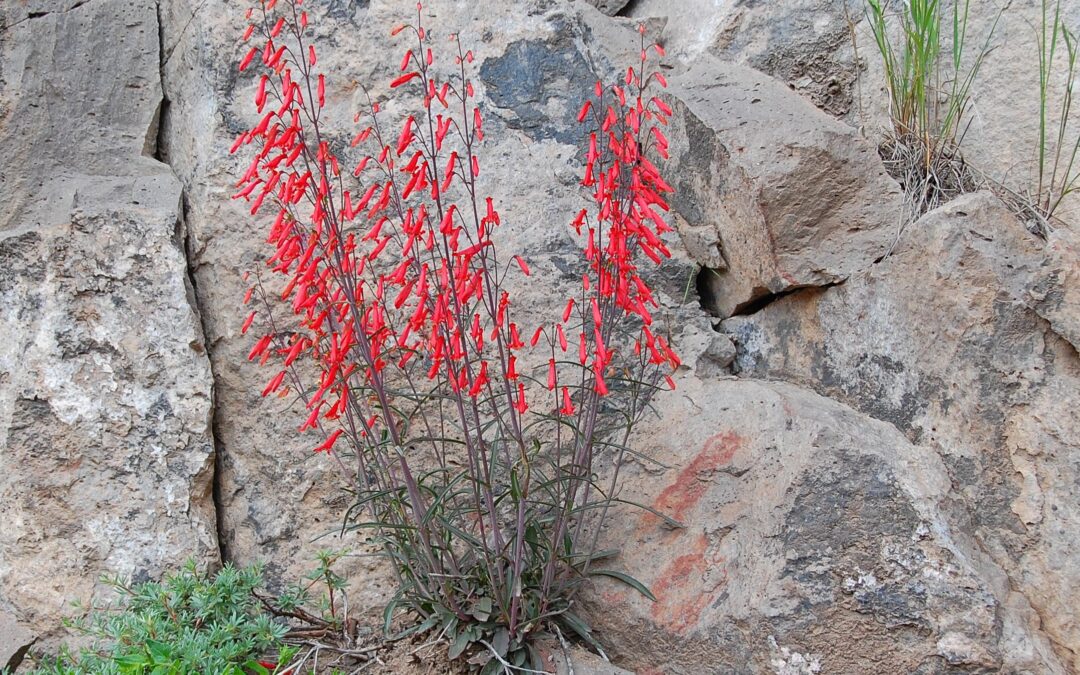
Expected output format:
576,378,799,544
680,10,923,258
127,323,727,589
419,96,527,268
720,193,1080,671
580,0,631,17
0,612,34,671
626,0,1080,222
586,377,1062,673
629,0,864,118
2,0,1080,673
665,53,902,317
0,0,218,643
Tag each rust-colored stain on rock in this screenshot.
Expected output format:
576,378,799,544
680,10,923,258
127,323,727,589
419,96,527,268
635,432,739,635
648,533,723,634
652,431,742,523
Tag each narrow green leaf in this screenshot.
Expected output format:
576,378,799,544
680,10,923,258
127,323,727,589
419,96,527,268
558,610,603,653
382,590,403,635
589,569,657,601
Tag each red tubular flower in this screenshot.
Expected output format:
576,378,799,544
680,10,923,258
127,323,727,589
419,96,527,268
390,72,420,88
396,116,415,156
530,326,545,347
247,335,272,361
562,298,574,323
239,46,258,71
577,100,591,122
314,429,344,453
261,370,287,396
513,382,528,414
595,371,609,396
559,387,575,416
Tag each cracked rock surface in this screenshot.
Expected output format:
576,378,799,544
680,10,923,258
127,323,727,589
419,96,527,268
0,0,217,644
2,0,1080,673
719,193,1080,671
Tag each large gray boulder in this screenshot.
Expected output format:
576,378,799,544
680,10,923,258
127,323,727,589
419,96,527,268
626,0,1080,223
722,193,1080,670
666,53,903,318
0,0,218,642
628,0,864,118
586,376,1064,673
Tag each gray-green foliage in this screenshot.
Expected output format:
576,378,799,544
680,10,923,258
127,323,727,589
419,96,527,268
23,561,292,675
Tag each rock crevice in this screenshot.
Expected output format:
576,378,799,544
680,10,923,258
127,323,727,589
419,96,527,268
152,0,229,564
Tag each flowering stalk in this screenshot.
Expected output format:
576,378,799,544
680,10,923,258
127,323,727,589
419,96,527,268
230,0,677,658
536,26,680,601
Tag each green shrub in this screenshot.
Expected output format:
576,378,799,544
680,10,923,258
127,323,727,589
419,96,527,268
22,561,293,675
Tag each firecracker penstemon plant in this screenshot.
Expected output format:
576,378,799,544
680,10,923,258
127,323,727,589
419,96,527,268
231,0,679,668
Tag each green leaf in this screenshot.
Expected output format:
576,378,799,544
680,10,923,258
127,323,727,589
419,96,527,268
510,466,522,501
472,596,492,622
115,653,150,668
511,647,527,667
492,627,510,658
244,660,270,675
558,610,604,653
588,569,657,601
382,590,403,635
389,612,440,641
448,628,471,660
610,497,685,529
146,639,171,664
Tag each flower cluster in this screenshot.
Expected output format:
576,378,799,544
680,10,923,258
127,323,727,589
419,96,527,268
229,0,679,654
539,26,680,422
234,1,535,459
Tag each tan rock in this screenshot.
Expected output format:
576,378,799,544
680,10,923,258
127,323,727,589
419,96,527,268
628,0,1080,224
720,192,1080,670
666,54,903,316
629,0,863,118
584,376,1064,673
0,0,218,642
0,611,34,671
578,0,631,17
